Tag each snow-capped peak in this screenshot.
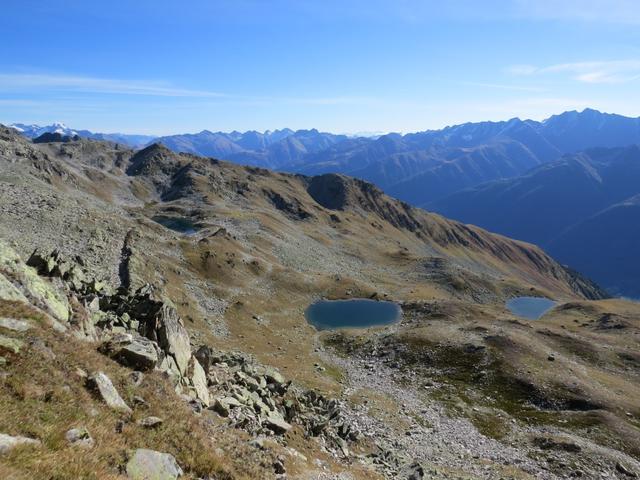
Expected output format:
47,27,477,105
8,122,78,138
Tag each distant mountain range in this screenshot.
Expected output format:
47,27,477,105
155,128,350,168
431,145,640,298
10,109,640,203
8,122,156,148
145,108,640,206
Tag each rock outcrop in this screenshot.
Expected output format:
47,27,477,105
0,241,70,324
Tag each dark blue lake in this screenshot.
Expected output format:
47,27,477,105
305,299,401,330
506,296,556,320
152,216,198,235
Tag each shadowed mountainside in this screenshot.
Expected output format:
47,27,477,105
431,145,640,297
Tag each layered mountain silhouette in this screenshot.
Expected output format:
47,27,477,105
145,109,640,206
155,128,349,169
431,145,640,297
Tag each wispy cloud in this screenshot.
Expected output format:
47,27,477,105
507,60,640,84
459,81,545,92
0,73,227,97
0,72,382,108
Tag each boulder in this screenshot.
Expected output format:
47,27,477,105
0,335,24,354
157,354,181,383
263,414,292,434
154,305,191,376
532,435,581,453
0,242,70,323
65,427,94,449
0,274,29,303
101,334,159,371
137,416,163,428
263,367,285,386
193,345,214,372
188,356,210,406
0,433,41,454
212,397,242,417
87,372,132,413
126,448,183,480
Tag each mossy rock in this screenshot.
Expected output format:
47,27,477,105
0,240,69,323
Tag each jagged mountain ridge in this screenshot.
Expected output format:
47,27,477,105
288,109,640,205
148,108,640,206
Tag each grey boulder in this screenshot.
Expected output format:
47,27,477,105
101,333,158,371
126,448,183,480
65,427,94,449
0,433,41,454
87,371,132,413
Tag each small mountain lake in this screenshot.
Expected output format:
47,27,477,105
152,216,198,235
305,299,401,331
506,296,556,320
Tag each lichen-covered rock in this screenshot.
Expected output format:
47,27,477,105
86,371,132,413
0,317,32,332
0,274,28,303
0,240,69,323
126,448,183,480
0,334,24,354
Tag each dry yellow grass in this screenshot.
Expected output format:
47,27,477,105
0,299,265,480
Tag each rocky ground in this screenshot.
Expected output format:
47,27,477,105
0,128,638,479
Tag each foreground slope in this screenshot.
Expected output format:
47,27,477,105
0,128,638,479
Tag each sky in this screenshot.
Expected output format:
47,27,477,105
1,0,640,135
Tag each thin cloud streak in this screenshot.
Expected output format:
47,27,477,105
460,81,546,92
506,60,640,84
0,73,228,97
0,72,382,107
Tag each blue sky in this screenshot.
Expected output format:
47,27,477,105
1,0,640,135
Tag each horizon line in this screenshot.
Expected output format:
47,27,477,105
3,107,637,138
